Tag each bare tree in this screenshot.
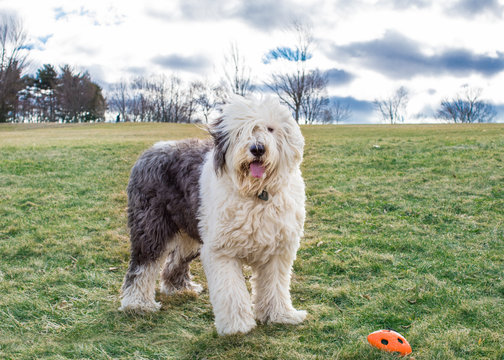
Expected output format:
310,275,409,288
192,80,226,123
436,87,496,123
223,42,253,96
301,69,328,124
108,80,131,122
374,86,409,124
130,76,153,122
322,100,352,124
126,75,200,123
268,72,305,123
182,81,202,123
266,22,325,123
0,14,28,122
146,75,168,122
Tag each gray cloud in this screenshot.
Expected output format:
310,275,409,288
146,0,310,31
447,0,504,18
329,96,374,113
152,54,210,73
124,66,147,75
386,0,431,10
178,0,226,21
235,0,305,30
73,44,99,57
328,96,376,123
332,0,431,12
494,104,504,122
323,68,355,86
328,30,504,79
144,7,168,21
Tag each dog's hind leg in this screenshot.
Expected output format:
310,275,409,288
160,233,203,295
119,258,163,312
119,202,175,313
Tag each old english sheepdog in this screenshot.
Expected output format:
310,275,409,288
119,95,307,335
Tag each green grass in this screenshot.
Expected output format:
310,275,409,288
1,122,503,359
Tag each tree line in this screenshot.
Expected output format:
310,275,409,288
0,15,105,123
108,75,226,123
374,85,496,124
0,14,497,124
16,64,106,123
108,22,352,124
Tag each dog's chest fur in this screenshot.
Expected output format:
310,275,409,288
199,153,305,265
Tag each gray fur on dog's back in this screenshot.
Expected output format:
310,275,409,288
127,138,212,266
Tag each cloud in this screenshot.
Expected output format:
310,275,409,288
329,96,374,112
84,64,106,86
235,0,305,31
144,7,172,21
494,104,504,122
147,0,309,31
328,30,504,79
328,96,376,123
448,0,504,18
73,44,99,57
124,66,148,76
152,54,210,73
177,0,225,21
53,5,124,26
387,0,431,10
323,68,354,86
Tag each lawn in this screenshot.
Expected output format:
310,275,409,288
0,122,503,359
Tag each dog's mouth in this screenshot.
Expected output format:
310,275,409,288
249,161,265,178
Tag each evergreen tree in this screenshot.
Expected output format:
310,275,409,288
35,64,58,121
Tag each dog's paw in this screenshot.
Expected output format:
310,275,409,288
265,309,307,325
160,281,203,295
119,298,161,313
216,317,256,336
160,282,178,296
188,281,204,294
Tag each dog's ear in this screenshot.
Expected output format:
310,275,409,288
209,117,229,175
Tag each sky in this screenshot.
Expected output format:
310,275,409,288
2,0,504,123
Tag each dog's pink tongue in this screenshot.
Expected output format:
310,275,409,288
250,161,265,178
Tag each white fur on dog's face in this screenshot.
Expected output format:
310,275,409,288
211,96,304,196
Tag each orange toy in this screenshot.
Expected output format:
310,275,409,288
367,329,412,356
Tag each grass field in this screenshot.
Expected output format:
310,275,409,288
0,122,503,359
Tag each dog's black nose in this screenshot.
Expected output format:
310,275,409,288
250,144,265,157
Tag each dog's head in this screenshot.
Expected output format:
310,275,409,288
209,95,304,196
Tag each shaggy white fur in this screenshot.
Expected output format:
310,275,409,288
120,233,202,312
198,96,306,335
119,260,163,312
119,95,307,336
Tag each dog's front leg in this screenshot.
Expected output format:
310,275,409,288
200,246,256,335
251,252,307,325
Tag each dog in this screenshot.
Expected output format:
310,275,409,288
119,95,307,335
